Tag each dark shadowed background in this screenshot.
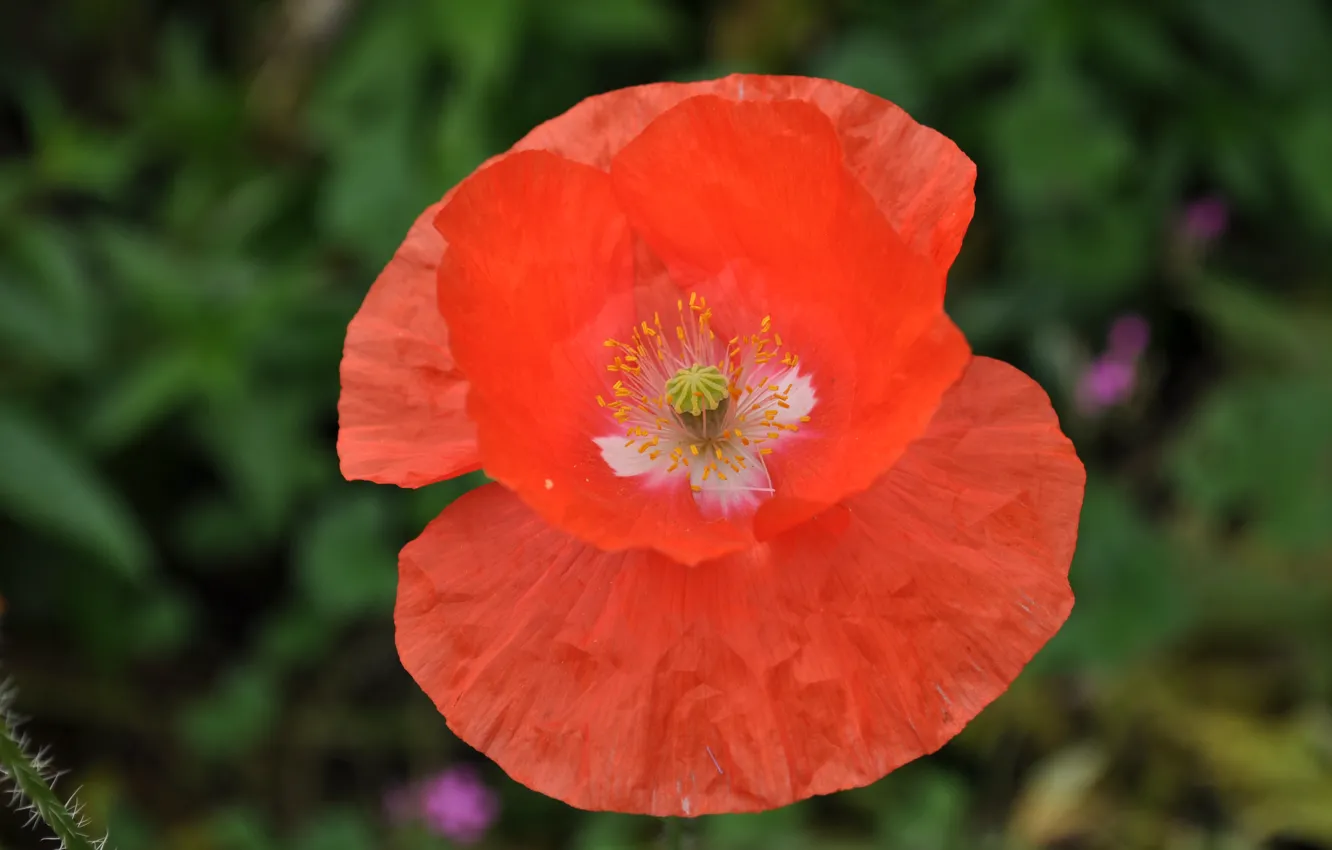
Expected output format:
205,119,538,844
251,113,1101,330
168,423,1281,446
1,1,1330,848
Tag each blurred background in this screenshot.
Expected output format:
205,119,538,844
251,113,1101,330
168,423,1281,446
1,0,1330,848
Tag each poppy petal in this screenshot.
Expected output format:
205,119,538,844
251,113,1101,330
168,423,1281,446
433,150,755,564
517,74,974,272
396,356,1083,815
611,95,970,535
338,202,480,486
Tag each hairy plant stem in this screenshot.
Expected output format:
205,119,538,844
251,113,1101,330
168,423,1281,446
0,686,101,850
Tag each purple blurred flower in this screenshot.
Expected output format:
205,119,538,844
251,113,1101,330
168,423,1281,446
1180,195,1229,243
1077,358,1138,411
1077,314,1151,414
386,766,499,845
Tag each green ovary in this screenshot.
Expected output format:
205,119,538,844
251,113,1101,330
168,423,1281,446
665,364,729,415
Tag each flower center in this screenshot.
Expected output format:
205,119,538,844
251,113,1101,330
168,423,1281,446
665,364,728,416
665,364,731,440
595,293,812,498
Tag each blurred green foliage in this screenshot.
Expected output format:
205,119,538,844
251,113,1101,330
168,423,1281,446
2,0,1331,849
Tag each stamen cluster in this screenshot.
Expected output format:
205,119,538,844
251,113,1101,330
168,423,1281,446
597,294,810,493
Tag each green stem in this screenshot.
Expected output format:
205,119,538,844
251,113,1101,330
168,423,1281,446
0,701,100,850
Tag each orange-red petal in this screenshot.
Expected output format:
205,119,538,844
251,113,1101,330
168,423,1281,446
396,356,1084,815
433,150,755,564
337,202,480,486
340,75,973,497
517,74,975,273
612,95,970,535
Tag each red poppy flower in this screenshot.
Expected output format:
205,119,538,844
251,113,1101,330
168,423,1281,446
338,75,1085,816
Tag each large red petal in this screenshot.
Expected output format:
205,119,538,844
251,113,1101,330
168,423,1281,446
340,75,971,492
339,76,971,489
396,357,1084,815
433,151,753,564
337,202,480,486
517,74,975,273
611,95,970,536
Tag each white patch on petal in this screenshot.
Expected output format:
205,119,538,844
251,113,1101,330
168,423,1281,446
690,442,773,520
594,435,679,488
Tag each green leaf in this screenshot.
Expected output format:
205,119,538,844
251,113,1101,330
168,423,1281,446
0,163,31,214
1182,0,1329,91
430,88,494,190
1279,103,1332,230
949,286,1057,345
1171,376,1332,552
84,352,200,447
0,405,152,581
94,225,195,324
1189,274,1332,369
575,813,646,850
175,496,264,565
24,82,141,196
1088,6,1188,88
0,273,90,368
291,809,377,850
294,492,396,620
535,0,682,51
703,805,807,850
0,223,99,368
317,110,428,266
204,806,276,850
307,0,438,259
179,666,279,761
7,222,95,319
879,771,970,847
427,0,524,83
1012,200,1153,306
199,398,319,536
985,70,1133,212
129,587,196,658
1038,479,1191,670
254,606,337,674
